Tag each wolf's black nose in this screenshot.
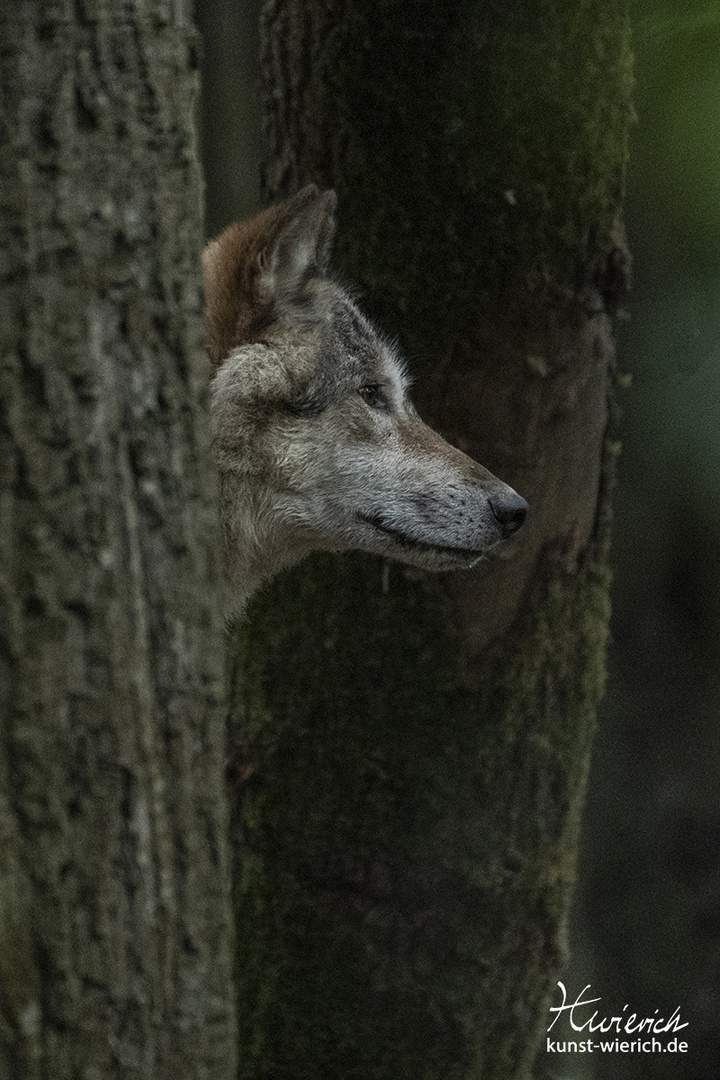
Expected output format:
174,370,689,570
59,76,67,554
489,492,528,534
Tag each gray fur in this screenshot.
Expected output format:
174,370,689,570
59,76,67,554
205,187,528,615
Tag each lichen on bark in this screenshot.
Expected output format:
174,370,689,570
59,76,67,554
0,3,236,1077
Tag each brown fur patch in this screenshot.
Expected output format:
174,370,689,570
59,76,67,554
203,205,280,372
203,186,336,373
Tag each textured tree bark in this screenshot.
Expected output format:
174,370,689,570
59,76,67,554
228,2,632,1078
0,2,236,1077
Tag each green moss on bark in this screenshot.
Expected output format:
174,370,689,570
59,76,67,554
230,1,632,1076
278,0,632,356
229,536,611,1078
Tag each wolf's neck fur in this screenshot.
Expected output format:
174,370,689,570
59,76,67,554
219,475,316,615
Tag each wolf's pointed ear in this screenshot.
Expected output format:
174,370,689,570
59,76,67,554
256,185,337,304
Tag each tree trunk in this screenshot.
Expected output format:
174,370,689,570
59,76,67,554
229,2,632,1077
0,3,236,1077
195,0,264,236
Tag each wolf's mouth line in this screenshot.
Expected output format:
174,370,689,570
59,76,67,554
357,512,485,559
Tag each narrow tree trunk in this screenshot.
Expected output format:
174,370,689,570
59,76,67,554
229,3,631,1077
0,3,236,1077
195,0,264,235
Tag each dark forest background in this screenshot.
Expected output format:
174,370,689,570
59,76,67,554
577,3,720,1077
196,2,720,1077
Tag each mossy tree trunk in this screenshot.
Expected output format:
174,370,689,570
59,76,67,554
0,3,236,1077
229,3,632,1078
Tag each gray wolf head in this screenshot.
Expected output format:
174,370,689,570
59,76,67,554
203,185,527,614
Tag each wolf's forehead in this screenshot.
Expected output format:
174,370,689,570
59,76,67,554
285,288,410,417
332,296,407,389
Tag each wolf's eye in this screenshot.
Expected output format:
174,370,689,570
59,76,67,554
359,384,389,410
